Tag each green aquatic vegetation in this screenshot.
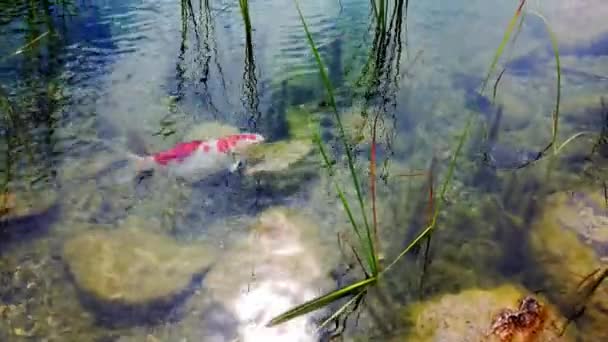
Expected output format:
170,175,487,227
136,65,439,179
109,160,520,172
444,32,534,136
293,0,378,278
560,267,608,336
267,0,470,328
482,2,592,169
269,0,573,329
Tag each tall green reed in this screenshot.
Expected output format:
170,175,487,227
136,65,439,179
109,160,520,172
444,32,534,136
268,0,568,330
267,0,468,328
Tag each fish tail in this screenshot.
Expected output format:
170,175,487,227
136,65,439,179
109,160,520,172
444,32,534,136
101,138,155,174
125,152,155,174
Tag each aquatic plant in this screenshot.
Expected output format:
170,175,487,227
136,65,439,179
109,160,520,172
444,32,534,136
483,1,596,170
268,0,571,332
266,0,470,328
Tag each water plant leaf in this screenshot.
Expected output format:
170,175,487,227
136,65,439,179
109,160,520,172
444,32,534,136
480,0,527,94
336,183,374,275
384,116,473,274
560,267,608,336
370,111,380,262
554,131,595,155
294,0,378,275
527,10,560,153
265,277,377,327
492,11,526,102
316,289,366,331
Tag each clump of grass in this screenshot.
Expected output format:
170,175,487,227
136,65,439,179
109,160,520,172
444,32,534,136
268,0,568,332
267,0,469,328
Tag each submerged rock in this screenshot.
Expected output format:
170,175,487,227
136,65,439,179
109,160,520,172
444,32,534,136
396,284,574,342
182,121,240,142
201,207,340,342
244,139,315,175
62,225,214,325
241,139,318,196
529,189,608,340
285,105,320,141
0,190,57,223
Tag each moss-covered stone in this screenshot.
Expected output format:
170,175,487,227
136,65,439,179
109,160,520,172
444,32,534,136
62,224,215,325
0,189,57,224
239,139,319,196
244,139,315,175
396,284,574,342
285,105,321,140
529,189,608,340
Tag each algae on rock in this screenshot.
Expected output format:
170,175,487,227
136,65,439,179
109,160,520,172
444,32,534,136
395,284,574,342
62,226,215,307
244,139,315,175
529,189,608,340
0,189,57,224
285,105,321,141
241,138,318,196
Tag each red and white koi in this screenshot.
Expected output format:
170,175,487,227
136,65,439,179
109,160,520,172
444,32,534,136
127,133,265,181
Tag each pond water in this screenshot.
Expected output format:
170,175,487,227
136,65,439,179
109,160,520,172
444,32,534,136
1,0,608,341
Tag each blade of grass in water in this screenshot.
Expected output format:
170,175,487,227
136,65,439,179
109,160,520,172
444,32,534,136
384,115,472,273
294,0,378,275
499,9,562,169
480,0,527,93
265,277,376,327
527,10,560,154
316,287,367,331
492,11,526,101
370,112,380,263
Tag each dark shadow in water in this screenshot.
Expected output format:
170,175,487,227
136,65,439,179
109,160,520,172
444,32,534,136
135,165,319,238
0,202,60,254
64,263,213,329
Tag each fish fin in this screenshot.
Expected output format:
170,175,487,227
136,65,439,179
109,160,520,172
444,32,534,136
229,160,243,173
125,129,151,156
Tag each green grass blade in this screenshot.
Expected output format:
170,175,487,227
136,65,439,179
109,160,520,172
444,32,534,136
336,183,374,274
554,131,595,155
294,0,377,275
492,11,526,102
313,133,335,175
480,0,527,93
316,290,366,331
266,277,377,327
383,115,473,274
527,10,560,153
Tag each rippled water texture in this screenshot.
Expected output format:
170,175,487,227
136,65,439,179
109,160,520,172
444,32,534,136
2,0,608,341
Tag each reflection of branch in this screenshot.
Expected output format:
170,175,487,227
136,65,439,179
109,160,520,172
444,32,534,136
239,0,261,129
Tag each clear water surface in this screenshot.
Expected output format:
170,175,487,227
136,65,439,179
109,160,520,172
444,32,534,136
1,0,608,341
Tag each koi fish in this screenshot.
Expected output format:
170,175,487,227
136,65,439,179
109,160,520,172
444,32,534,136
125,133,265,181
